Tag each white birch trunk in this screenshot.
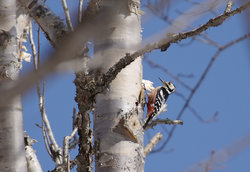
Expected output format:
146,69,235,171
93,0,144,171
0,1,27,171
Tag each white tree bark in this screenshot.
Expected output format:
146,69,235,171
0,0,27,172
93,0,144,171
18,0,67,47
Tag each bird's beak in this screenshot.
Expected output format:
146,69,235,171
159,77,165,84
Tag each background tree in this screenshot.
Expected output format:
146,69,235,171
0,0,249,172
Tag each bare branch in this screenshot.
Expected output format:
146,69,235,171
29,21,38,70
144,56,192,91
101,2,250,90
0,2,249,108
175,91,219,123
37,25,41,66
68,107,79,150
177,73,194,78
148,3,222,49
194,34,221,48
205,150,217,172
72,107,77,130
63,128,78,171
144,132,163,156
78,0,84,23
29,21,62,165
145,118,183,130
18,0,67,46
61,0,74,31
145,0,226,43
182,132,250,172
29,21,52,159
151,33,250,153
42,106,63,164
188,108,218,123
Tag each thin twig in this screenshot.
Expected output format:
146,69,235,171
29,21,62,164
144,56,192,91
195,34,221,48
177,73,194,78
175,91,218,123
145,118,183,130
29,22,38,70
69,138,79,150
183,132,250,172
188,107,218,123
145,0,226,43
144,132,163,156
41,94,63,164
37,25,41,66
68,107,79,150
72,107,77,130
63,127,78,169
101,2,250,90
61,0,74,31
151,33,250,153
29,21,53,158
0,2,249,106
148,1,232,48
78,0,84,23
205,150,216,172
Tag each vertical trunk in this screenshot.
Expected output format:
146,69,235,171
0,1,27,171
93,0,144,171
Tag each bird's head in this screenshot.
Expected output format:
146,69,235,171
159,78,175,94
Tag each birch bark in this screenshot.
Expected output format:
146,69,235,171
0,0,27,171
93,0,144,171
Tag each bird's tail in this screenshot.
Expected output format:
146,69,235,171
143,115,153,129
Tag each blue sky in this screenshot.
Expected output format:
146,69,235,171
22,1,250,171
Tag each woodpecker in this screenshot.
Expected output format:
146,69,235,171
143,78,175,129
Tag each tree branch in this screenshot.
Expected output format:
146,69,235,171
144,118,184,130
151,33,250,153
0,2,249,111
63,127,78,171
175,91,219,123
61,0,74,31
78,0,84,23
144,56,192,91
18,0,67,46
183,132,250,172
29,21,63,166
144,132,163,156
99,1,250,91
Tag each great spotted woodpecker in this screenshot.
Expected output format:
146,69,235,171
143,78,175,129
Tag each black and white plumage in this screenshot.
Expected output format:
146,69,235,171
143,78,175,129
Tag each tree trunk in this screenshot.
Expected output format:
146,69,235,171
93,0,144,171
0,1,27,171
